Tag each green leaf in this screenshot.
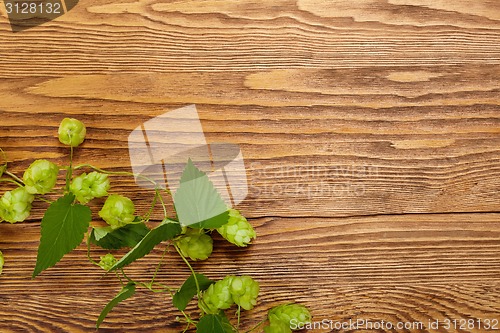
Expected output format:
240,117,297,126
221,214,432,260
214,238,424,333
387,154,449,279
174,159,229,228
96,282,136,329
109,219,181,270
180,158,206,183
33,193,91,277
90,223,150,250
197,313,236,333
173,273,214,311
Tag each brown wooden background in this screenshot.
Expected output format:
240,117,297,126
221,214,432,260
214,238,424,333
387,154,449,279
0,0,499,332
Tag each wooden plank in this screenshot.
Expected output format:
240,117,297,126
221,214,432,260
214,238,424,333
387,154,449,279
0,214,499,331
0,283,499,332
0,0,499,331
1,96,499,218
0,0,499,76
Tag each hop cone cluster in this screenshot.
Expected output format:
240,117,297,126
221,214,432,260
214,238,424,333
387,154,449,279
70,171,110,204
200,275,259,314
200,275,234,313
0,187,34,223
23,159,59,195
266,304,312,331
58,118,86,147
98,194,135,229
217,209,256,247
176,228,213,261
229,275,260,310
98,253,117,271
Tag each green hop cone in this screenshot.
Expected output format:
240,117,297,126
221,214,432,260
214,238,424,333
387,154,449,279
229,275,259,310
58,118,86,147
0,187,34,223
268,304,311,330
216,209,256,247
176,228,213,261
23,159,59,195
263,320,292,333
98,253,117,271
200,276,234,314
70,172,110,204
98,194,135,229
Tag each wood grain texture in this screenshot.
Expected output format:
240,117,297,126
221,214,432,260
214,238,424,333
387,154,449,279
0,0,499,332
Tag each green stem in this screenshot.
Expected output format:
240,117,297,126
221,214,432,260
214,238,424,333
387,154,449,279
36,196,53,204
74,164,161,189
174,244,200,295
179,310,197,332
180,311,197,324
150,245,169,286
143,190,159,222
115,271,126,287
0,178,23,187
86,231,99,266
245,319,267,333
118,268,174,294
174,244,213,317
65,146,74,192
154,282,175,294
157,191,168,218
4,171,24,185
144,284,173,293
181,322,190,333
136,281,170,293
120,269,134,284
236,305,241,329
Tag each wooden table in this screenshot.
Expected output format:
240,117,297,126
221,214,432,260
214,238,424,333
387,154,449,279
0,0,499,332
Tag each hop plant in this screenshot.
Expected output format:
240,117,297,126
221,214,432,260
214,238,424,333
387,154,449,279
98,194,135,229
217,209,256,247
200,276,235,314
229,275,259,310
264,320,292,333
98,253,117,271
0,116,315,331
0,187,34,223
176,228,213,261
70,172,110,204
23,159,59,195
268,304,312,330
58,118,86,147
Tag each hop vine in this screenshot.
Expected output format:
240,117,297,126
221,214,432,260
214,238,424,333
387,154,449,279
0,118,311,332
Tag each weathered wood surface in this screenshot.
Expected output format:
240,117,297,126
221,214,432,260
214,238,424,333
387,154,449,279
0,0,499,332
